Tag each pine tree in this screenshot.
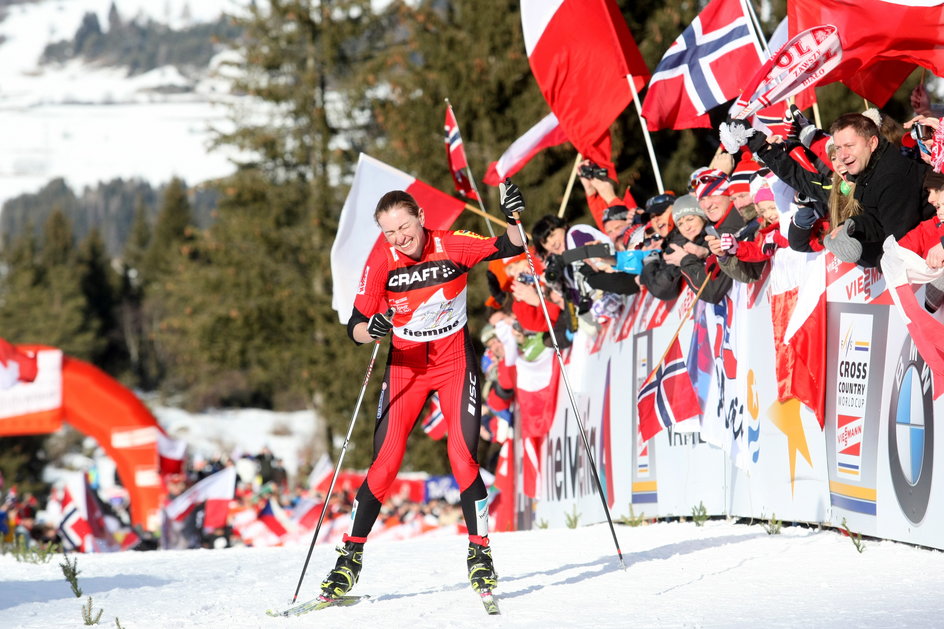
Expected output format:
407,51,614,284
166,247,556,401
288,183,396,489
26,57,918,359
77,228,124,372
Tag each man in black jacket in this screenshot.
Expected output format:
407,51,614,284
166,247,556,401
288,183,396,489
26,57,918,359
824,113,930,267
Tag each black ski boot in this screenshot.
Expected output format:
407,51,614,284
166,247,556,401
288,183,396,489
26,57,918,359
467,541,498,593
320,541,364,599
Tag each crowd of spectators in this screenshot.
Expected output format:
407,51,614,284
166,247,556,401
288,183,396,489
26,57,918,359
471,87,944,461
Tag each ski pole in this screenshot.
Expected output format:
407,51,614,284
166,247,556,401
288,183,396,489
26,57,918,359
505,193,626,569
290,325,387,603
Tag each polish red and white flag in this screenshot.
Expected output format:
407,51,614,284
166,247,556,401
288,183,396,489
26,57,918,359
330,154,467,322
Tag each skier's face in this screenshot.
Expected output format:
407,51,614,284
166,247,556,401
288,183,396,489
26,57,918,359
378,205,426,260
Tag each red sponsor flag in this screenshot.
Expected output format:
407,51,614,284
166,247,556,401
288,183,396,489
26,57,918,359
330,154,467,323
881,238,944,399
0,338,38,390
157,433,186,476
421,392,447,440
521,0,649,172
444,104,478,201
163,466,236,531
483,112,569,186
769,248,827,427
641,0,763,131
637,337,702,441
790,0,944,108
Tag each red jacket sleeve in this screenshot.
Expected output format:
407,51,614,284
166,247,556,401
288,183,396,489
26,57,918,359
512,299,561,333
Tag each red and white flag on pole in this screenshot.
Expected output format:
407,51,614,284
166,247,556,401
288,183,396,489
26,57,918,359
330,154,467,323
483,112,569,186
444,104,478,201
881,237,944,399
516,346,560,440
0,338,38,390
163,466,236,531
790,0,944,108
769,247,827,428
157,433,186,476
641,0,763,131
521,0,649,172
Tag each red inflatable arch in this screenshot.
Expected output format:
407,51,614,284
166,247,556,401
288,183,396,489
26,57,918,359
0,345,163,529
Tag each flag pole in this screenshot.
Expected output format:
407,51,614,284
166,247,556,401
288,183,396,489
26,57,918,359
557,153,583,218
627,77,665,194
812,98,823,129
640,273,711,388
445,99,496,237
740,0,769,57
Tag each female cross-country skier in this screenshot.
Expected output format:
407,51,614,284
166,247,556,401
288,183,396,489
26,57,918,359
320,180,526,599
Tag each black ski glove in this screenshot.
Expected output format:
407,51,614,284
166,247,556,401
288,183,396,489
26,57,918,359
367,312,393,339
499,179,525,225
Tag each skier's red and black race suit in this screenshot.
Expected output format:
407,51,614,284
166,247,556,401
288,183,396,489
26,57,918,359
345,228,523,542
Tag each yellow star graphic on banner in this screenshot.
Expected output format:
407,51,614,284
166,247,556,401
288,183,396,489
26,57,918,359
768,399,812,497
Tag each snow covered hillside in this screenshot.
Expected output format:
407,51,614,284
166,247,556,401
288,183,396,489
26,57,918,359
4,520,943,628
0,0,244,208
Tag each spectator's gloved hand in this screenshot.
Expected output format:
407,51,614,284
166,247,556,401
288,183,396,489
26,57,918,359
792,193,821,230
499,178,525,224
719,117,756,153
786,105,814,144
367,312,393,339
719,233,738,255
823,220,863,264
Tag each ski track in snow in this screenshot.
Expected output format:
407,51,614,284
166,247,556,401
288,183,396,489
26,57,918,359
4,521,943,628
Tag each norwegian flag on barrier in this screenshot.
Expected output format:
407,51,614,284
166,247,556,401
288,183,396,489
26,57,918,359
641,0,763,130
444,104,478,201
637,337,702,441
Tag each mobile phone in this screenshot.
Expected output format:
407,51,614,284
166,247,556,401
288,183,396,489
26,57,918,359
705,225,720,239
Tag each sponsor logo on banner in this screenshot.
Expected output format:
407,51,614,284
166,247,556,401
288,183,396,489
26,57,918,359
835,313,873,480
632,332,657,504
544,399,599,502
826,259,888,305
887,337,934,524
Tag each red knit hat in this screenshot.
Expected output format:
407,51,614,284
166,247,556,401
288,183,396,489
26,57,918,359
728,156,760,196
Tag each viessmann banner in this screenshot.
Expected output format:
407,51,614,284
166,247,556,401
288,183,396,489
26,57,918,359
532,249,944,550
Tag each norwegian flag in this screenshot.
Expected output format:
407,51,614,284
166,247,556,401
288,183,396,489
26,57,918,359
637,337,702,441
421,392,447,440
444,104,478,201
641,0,763,131
58,487,93,552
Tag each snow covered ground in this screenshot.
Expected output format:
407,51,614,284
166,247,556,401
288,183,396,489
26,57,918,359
4,519,943,628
